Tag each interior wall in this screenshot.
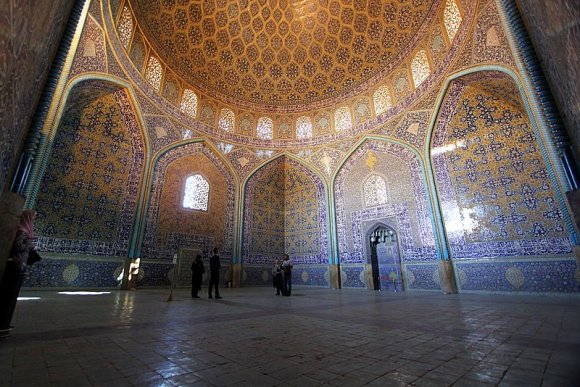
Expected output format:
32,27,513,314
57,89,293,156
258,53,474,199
242,158,285,286
0,0,74,194
242,157,330,287
28,82,145,288
140,142,235,287
431,71,579,293
335,140,439,290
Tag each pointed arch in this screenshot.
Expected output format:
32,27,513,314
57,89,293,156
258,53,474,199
427,67,577,260
28,74,151,260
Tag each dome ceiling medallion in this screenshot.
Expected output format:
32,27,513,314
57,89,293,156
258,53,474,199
131,0,436,109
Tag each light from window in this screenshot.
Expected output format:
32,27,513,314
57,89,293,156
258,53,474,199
145,56,163,91
217,142,234,153
335,106,353,132
257,117,273,140
296,116,313,139
373,85,392,116
444,0,462,42
364,174,388,207
183,175,209,211
411,50,431,88
218,108,235,132
118,7,133,49
181,89,198,117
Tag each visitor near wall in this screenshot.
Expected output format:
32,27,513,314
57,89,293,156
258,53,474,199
0,210,38,337
282,254,293,296
208,248,222,299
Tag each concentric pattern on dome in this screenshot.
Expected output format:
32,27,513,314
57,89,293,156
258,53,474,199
130,0,434,107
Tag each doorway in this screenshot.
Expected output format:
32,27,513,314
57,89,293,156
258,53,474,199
369,226,402,291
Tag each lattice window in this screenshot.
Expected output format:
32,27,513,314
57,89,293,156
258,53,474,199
444,0,462,42
373,85,392,115
411,50,431,88
145,56,162,91
364,174,388,207
218,108,235,132
335,106,353,132
257,117,273,140
118,6,133,49
180,89,198,117
217,142,234,153
183,174,209,211
296,116,313,139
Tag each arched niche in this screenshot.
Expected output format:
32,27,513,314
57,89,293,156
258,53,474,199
30,79,146,287
242,155,329,288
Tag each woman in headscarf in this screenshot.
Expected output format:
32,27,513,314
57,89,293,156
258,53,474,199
0,209,37,336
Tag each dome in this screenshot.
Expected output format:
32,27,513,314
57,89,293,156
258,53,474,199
129,0,440,112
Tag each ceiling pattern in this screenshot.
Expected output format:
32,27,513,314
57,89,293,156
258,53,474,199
130,0,438,108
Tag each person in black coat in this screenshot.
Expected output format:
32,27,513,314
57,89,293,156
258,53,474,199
191,254,205,298
208,248,222,299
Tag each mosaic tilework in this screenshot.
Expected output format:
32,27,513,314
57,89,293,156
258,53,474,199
70,15,107,78
242,265,330,287
340,266,366,288
24,257,122,288
226,147,262,180
431,71,572,259
375,110,432,149
141,142,235,261
473,2,515,66
404,263,442,290
243,157,329,268
243,158,285,265
97,0,476,149
137,261,172,287
35,85,145,257
335,140,438,266
144,115,180,153
456,259,580,293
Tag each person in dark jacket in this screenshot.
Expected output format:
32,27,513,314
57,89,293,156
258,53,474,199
282,254,293,296
273,258,283,295
191,254,205,298
0,210,37,337
208,248,222,299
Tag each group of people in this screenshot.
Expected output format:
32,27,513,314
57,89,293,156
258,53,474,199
190,247,222,299
273,254,293,296
191,251,294,298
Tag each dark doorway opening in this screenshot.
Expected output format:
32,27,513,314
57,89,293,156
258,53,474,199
369,225,402,291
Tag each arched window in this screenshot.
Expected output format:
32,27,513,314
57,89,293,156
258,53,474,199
180,89,198,117
118,6,133,49
335,106,352,132
444,0,462,42
257,117,273,140
296,116,313,139
364,174,388,207
411,50,431,88
183,175,209,211
373,85,392,116
218,108,235,132
145,56,163,91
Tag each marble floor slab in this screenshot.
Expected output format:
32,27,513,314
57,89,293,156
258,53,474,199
1,287,579,386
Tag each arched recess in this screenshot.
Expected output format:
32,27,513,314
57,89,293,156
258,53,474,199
428,68,579,293
333,137,442,291
137,140,236,286
241,154,330,288
27,76,149,288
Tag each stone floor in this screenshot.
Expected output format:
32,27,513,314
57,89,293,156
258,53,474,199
1,287,579,387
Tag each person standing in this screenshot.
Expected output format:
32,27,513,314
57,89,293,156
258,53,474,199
208,248,222,299
282,254,293,296
191,254,205,298
273,258,283,295
0,210,37,337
